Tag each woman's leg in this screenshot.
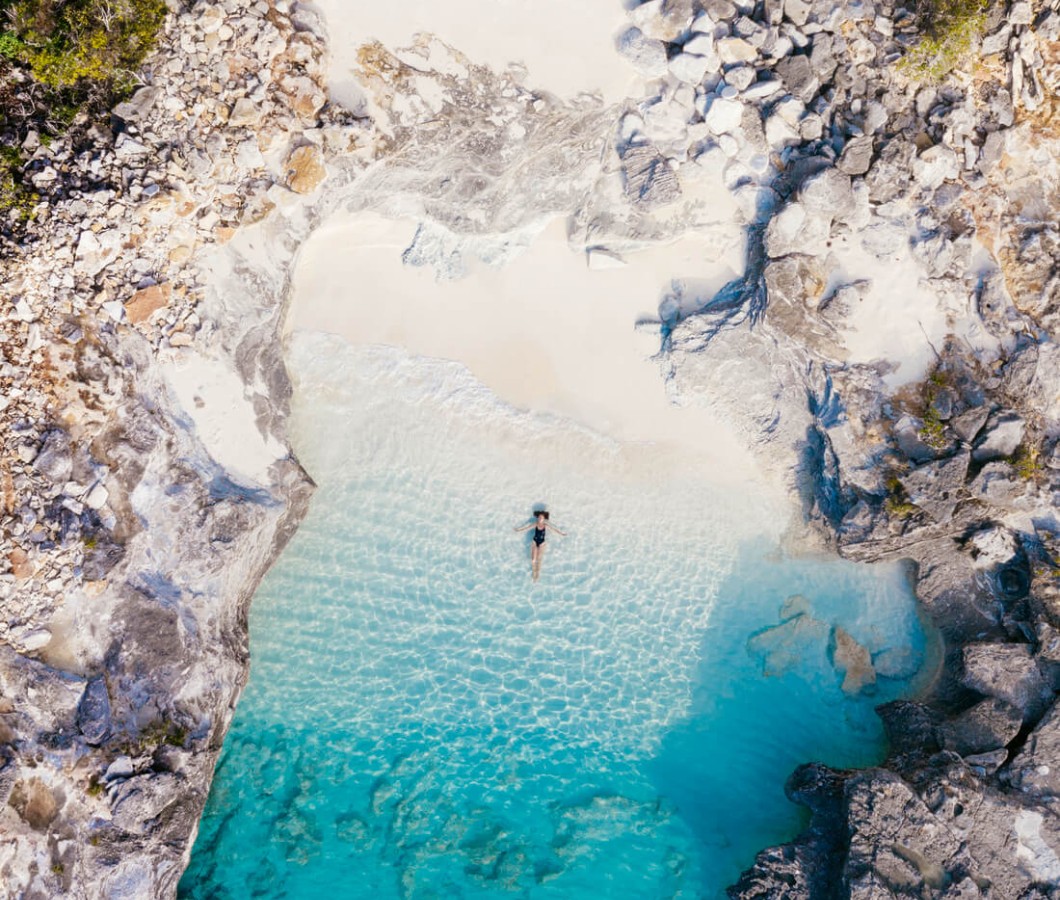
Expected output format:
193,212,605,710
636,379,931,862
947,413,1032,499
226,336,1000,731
532,543,545,581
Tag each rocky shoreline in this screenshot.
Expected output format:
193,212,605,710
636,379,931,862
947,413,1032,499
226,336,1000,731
0,0,1057,896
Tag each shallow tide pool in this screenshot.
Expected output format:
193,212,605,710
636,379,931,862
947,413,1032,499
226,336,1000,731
181,333,931,899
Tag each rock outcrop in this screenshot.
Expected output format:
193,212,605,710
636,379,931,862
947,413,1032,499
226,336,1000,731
0,0,1057,894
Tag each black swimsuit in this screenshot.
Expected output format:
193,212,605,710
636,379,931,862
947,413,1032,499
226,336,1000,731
533,526,546,546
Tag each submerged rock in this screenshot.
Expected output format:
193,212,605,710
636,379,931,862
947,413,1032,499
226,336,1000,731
831,627,876,694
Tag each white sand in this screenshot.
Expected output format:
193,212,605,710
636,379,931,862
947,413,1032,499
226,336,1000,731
289,213,768,484
310,0,639,108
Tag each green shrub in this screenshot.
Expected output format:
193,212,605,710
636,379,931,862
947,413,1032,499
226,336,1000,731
1009,443,1042,481
918,407,949,449
884,476,920,519
1,0,166,88
898,0,990,81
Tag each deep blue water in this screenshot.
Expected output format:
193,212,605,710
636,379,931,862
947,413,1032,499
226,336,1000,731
180,336,930,899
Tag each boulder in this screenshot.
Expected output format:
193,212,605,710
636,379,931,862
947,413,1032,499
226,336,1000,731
32,430,72,483
938,697,1022,756
717,36,758,64
228,97,262,128
616,27,669,77
898,451,969,523
124,283,172,326
951,405,989,443
764,201,829,257
77,676,111,746
669,50,715,83
971,412,1025,462
1006,701,1060,797
113,86,161,125
703,97,745,134
962,643,1050,720
837,136,874,176
630,0,694,41
285,145,327,194
775,54,819,102
799,167,855,220
783,0,812,26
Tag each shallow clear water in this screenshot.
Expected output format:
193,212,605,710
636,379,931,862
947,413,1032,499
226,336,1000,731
181,334,930,899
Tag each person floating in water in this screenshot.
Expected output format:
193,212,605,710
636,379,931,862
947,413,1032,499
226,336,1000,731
514,510,566,582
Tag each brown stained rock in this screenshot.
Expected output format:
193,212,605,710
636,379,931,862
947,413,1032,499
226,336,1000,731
10,779,59,831
8,548,33,580
285,145,327,194
124,284,172,325
833,626,876,695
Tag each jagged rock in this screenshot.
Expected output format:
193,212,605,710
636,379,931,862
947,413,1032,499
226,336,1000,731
228,97,262,128
912,145,959,190
799,167,855,220
775,54,819,103
965,524,1022,570
972,411,1025,462
898,451,969,523
951,405,990,443
837,136,874,176
961,643,1050,720
968,461,1029,507
616,27,669,77
110,773,180,835
938,697,1022,755
1006,701,1060,798
670,50,715,83
32,430,72,483
844,770,963,891
630,0,694,40
783,0,812,26
125,284,173,326
76,676,111,746
113,86,161,125
285,145,327,194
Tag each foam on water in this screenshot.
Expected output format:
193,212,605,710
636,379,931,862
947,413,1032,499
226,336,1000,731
181,332,931,899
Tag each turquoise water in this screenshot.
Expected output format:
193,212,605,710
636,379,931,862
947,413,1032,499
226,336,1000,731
181,334,930,899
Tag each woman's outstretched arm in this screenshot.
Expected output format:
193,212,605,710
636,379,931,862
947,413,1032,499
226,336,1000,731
513,521,534,532
546,522,566,536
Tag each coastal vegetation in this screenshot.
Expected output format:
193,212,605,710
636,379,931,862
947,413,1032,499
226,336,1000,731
899,0,992,81
0,0,167,220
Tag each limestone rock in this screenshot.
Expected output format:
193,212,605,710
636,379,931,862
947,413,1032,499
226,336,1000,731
775,54,819,103
704,97,745,134
77,676,111,746
124,283,172,325
1006,702,1060,797
951,405,989,443
837,136,874,176
971,412,1025,462
616,27,668,77
799,167,855,221
961,643,1049,719
285,145,327,194
33,429,72,483
764,254,828,309
938,697,1022,755
898,451,969,523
